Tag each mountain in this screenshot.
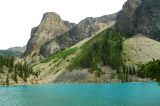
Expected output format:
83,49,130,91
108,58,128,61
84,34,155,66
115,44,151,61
0,46,26,56
24,12,116,57
116,0,160,41
56,14,116,49
1,0,160,85
22,0,160,84
31,0,160,83
40,14,116,57
7,46,26,53
24,12,74,56
34,28,154,83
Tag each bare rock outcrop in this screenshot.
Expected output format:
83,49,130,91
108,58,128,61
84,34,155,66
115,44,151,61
116,0,160,40
116,0,142,35
24,12,71,56
136,0,160,40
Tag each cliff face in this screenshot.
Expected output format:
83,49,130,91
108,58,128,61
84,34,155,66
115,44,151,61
24,12,71,56
40,14,116,57
136,0,160,40
116,0,160,40
116,0,142,35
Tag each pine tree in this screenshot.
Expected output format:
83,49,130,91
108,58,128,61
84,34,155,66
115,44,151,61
14,66,18,83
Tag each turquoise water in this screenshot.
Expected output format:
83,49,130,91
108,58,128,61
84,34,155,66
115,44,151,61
0,82,160,106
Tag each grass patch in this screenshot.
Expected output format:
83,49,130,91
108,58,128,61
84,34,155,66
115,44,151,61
41,47,78,63
55,59,63,67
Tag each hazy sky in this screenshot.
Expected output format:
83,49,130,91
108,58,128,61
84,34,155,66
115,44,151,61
0,0,127,49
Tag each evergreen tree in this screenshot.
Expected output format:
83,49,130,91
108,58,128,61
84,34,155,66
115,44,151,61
6,75,9,86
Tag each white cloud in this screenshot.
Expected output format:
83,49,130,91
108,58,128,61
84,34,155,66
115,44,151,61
0,0,127,49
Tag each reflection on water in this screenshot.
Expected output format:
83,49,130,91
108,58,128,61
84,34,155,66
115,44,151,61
0,82,160,106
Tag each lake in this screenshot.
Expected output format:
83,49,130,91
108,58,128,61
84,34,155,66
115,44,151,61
0,82,159,106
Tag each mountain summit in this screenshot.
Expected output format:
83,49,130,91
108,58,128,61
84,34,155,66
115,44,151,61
24,12,72,56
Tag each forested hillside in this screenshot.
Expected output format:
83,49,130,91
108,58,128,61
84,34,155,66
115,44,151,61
138,59,160,83
0,50,22,56
0,46,26,56
0,56,38,85
67,28,160,83
69,28,124,76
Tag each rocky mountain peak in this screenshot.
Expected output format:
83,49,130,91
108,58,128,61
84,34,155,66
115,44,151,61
24,11,116,57
24,12,70,56
38,12,66,33
43,12,60,18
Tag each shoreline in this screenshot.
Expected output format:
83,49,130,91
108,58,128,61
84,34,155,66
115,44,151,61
0,80,155,87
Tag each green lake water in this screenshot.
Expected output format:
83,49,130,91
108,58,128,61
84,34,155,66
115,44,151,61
0,82,159,106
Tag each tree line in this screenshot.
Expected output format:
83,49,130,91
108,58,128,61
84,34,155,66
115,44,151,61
0,56,38,84
137,59,160,83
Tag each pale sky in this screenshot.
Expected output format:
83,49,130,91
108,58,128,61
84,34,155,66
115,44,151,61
0,0,127,50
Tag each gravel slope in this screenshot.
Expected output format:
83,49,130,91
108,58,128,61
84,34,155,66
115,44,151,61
123,34,160,64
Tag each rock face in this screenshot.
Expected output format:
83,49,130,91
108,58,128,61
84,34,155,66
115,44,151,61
24,12,71,56
116,0,142,35
116,0,160,40
40,40,60,57
63,21,76,30
58,14,116,49
40,13,116,57
136,0,160,40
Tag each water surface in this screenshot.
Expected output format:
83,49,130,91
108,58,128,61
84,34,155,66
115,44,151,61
0,82,159,106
